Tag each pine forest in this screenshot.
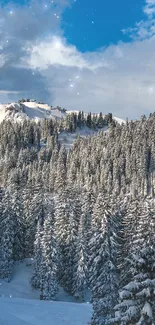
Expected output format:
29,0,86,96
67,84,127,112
0,109,155,324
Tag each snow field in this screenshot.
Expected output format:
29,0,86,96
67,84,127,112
0,259,92,325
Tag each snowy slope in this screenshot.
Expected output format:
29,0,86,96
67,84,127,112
23,102,65,121
0,102,65,123
0,100,125,124
0,298,92,325
0,259,81,302
0,259,39,300
58,126,109,151
113,116,125,124
0,100,125,152
0,259,92,325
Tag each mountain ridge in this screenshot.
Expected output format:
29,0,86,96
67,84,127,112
0,100,125,124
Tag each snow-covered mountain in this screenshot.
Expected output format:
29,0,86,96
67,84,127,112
0,101,65,123
0,100,125,124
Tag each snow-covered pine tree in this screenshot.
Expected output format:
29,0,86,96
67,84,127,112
55,185,79,294
49,146,59,192
81,186,95,270
40,207,58,300
110,198,155,324
54,144,67,193
23,184,35,257
89,192,120,325
9,183,25,261
31,221,43,290
27,182,47,255
111,246,155,324
73,211,88,301
72,184,95,301
119,196,145,287
54,191,70,289
0,190,14,281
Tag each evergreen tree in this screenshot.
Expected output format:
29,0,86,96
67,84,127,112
111,246,155,324
0,191,14,281
54,144,67,193
55,186,79,294
31,221,43,290
40,209,58,300
89,193,120,325
10,184,25,261
73,212,88,301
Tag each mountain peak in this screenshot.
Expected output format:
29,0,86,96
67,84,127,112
0,100,125,125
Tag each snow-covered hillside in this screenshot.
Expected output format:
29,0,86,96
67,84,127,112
58,126,109,150
0,101,65,123
0,259,92,325
113,116,125,124
0,100,125,124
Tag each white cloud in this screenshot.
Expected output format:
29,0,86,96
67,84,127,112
23,35,155,119
26,36,109,70
144,0,155,16
26,37,91,69
123,0,155,40
0,90,19,94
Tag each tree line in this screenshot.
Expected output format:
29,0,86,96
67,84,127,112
0,111,155,323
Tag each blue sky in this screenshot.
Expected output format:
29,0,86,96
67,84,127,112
6,0,146,51
63,0,145,51
1,0,155,119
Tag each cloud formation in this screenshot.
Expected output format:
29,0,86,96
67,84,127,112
122,0,155,40
1,0,155,119
0,0,72,101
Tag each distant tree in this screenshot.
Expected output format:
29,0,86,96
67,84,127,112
97,113,104,128
86,113,92,128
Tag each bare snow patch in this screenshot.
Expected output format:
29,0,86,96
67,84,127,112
0,258,92,325
58,126,109,150
0,298,92,325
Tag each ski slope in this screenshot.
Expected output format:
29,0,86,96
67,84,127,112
0,259,92,325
